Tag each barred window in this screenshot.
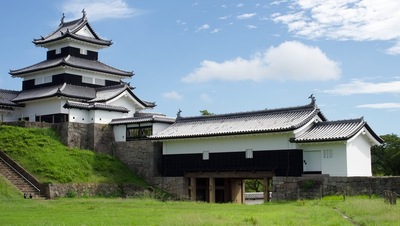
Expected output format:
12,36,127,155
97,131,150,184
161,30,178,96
126,126,152,140
82,76,93,84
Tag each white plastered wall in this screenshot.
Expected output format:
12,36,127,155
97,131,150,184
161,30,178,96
162,132,296,155
346,131,373,176
21,98,67,121
107,91,143,116
69,108,125,124
68,108,90,123
298,142,348,176
113,125,126,142
92,110,125,124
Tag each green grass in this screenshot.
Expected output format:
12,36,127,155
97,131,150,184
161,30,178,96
0,176,21,199
0,195,399,225
334,196,400,226
0,125,146,185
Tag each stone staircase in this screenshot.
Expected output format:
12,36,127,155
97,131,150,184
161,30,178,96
0,157,43,198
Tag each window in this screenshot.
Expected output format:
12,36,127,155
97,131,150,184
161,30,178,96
126,126,152,140
82,76,93,84
202,151,209,160
245,149,253,159
34,76,52,85
44,76,52,83
323,150,333,158
80,48,87,55
94,78,105,85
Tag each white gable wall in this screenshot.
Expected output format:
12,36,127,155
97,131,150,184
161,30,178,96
346,132,373,176
163,132,296,155
108,91,144,115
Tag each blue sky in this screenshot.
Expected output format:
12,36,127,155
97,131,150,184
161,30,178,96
0,0,399,135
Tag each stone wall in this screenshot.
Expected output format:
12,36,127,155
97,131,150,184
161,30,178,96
88,123,115,155
272,176,400,201
114,140,185,197
44,183,146,199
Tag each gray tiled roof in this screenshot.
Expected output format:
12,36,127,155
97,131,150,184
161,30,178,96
0,89,20,107
12,83,96,102
12,83,155,109
90,84,156,108
151,103,323,139
293,118,383,143
64,100,129,113
33,15,111,46
89,84,127,102
110,114,175,125
10,55,132,77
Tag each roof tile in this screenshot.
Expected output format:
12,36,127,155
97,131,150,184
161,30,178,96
151,104,322,139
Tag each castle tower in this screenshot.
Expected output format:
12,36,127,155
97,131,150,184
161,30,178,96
5,11,154,123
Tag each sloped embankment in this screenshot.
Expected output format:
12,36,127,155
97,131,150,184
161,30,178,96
0,125,146,186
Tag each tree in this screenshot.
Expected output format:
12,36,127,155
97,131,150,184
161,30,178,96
371,134,400,175
199,110,214,116
245,179,265,192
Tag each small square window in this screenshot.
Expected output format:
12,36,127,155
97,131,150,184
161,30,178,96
203,151,209,160
323,150,333,158
245,149,253,159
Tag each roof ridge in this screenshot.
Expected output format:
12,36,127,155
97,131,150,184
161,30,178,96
317,118,363,125
66,55,133,75
177,103,317,122
95,83,126,91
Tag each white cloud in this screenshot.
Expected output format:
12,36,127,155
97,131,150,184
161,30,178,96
272,0,400,54
323,80,400,95
182,41,340,83
237,13,257,20
247,25,257,29
62,0,139,21
271,0,288,6
211,29,220,34
237,3,244,8
162,91,183,100
196,24,210,32
357,103,400,109
218,15,229,20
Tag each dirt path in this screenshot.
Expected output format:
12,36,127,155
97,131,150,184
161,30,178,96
334,208,359,226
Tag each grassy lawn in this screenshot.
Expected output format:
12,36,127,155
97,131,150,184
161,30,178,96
1,182,399,226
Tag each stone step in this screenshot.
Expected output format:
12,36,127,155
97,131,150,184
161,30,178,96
0,158,42,198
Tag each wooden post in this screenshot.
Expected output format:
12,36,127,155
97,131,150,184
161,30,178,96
190,177,196,201
209,177,215,203
263,177,270,202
